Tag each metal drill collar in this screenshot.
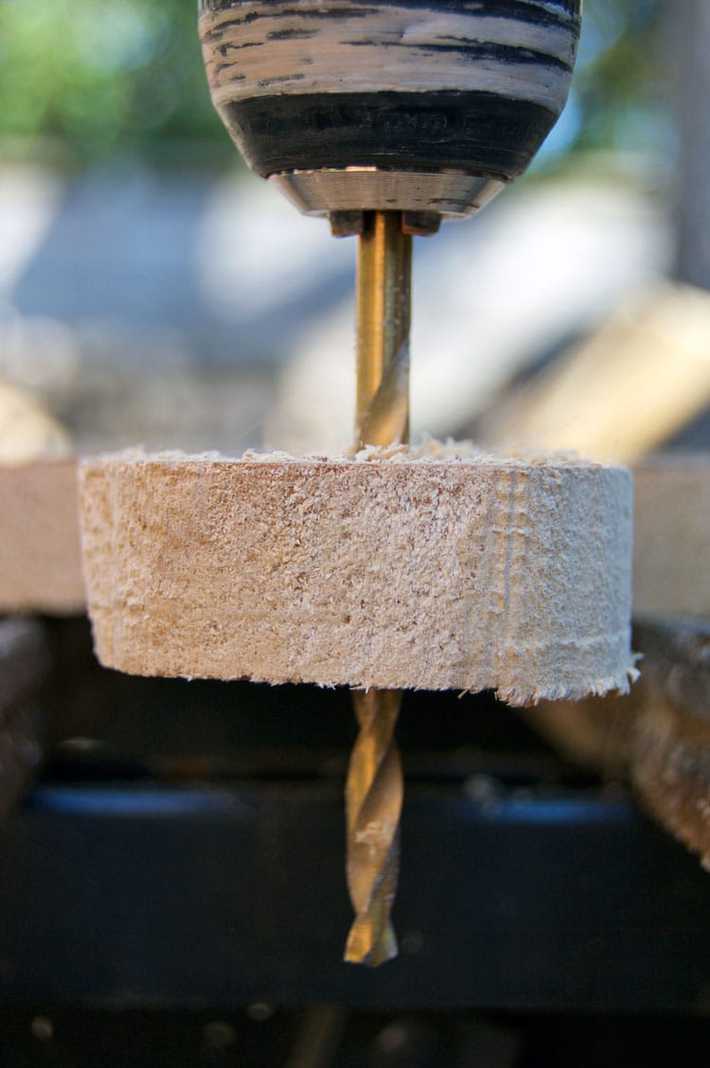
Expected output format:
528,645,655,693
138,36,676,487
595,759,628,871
271,168,506,220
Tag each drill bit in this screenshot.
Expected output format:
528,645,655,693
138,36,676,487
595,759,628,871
355,211,411,450
345,211,411,966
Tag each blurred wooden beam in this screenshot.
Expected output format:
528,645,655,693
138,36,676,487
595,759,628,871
631,619,710,869
634,454,710,619
0,458,84,614
526,691,637,776
529,619,710,872
0,380,83,614
480,285,710,464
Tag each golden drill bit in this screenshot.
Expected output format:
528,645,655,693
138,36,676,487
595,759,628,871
345,690,403,966
344,211,411,966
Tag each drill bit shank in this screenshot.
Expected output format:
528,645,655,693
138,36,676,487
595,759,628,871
345,211,411,966
356,212,412,449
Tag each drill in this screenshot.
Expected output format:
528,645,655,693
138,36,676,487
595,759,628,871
199,0,582,966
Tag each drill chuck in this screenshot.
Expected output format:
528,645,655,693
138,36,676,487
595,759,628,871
199,0,581,220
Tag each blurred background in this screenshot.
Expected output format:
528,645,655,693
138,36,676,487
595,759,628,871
1,0,709,458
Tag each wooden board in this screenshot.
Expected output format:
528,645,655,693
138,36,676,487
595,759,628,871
634,455,710,619
0,458,85,615
79,449,635,704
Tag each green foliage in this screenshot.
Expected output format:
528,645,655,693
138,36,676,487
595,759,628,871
0,0,225,163
573,0,667,154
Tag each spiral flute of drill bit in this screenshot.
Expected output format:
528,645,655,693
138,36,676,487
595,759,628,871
345,211,411,966
345,689,403,966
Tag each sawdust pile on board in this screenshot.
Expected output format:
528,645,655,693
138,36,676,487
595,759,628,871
95,439,598,469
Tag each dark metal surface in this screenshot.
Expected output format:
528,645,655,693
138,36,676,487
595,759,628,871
4,1007,710,1068
2,620,709,1018
0,618,51,819
0,772,709,1012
